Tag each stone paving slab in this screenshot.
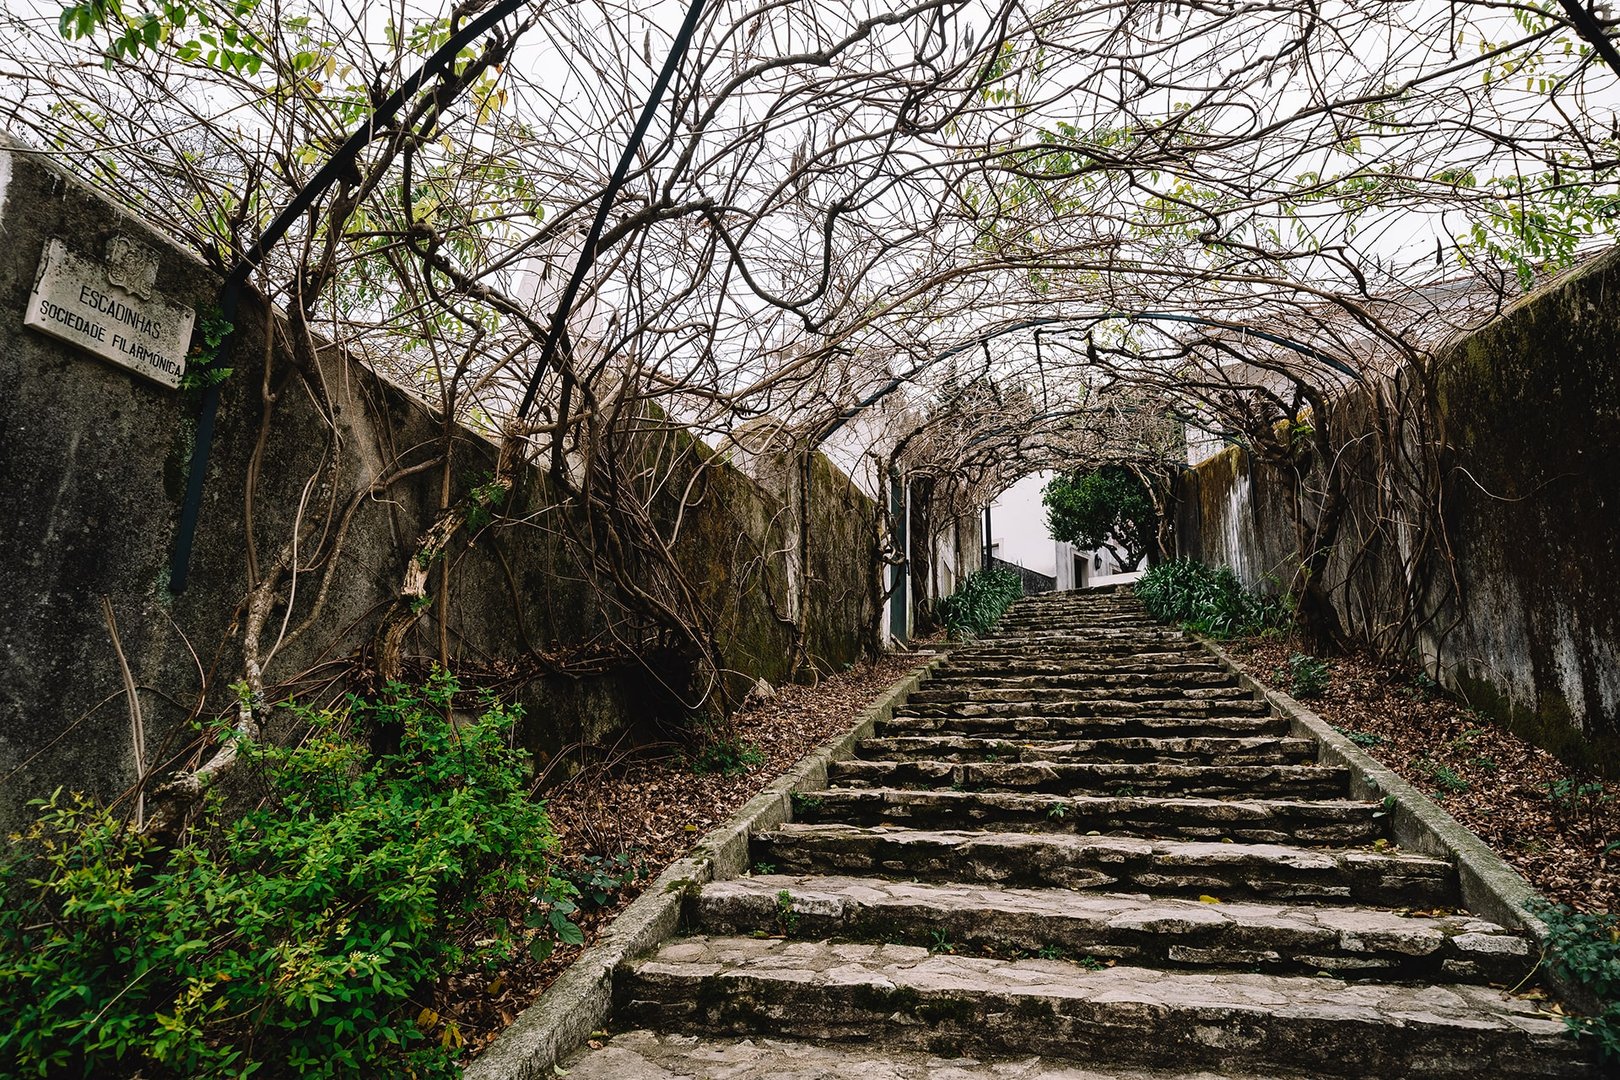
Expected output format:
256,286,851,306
795,787,1384,844
559,1030,1320,1079
753,823,1456,905
829,759,1348,798
617,936,1586,1078
691,874,1534,982
877,712,1287,739
855,734,1316,764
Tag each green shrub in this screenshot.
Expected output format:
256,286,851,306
1527,900,1620,1063
938,566,1024,639
1134,558,1287,638
690,737,764,777
0,672,558,1079
1041,467,1157,569
1279,652,1331,699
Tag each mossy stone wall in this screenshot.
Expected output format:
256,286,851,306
0,146,879,831
1175,250,1620,774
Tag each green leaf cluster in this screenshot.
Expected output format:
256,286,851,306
0,673,556,1078
1278,652,1331,699
938,566,1024,639
1526,899,1620,1063
1041,467,1157,569
1134,559,1287,638
178,308,233,391
689,738,765,777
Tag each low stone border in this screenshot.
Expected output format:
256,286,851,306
464,653,947,1080
1198,635,1590,1010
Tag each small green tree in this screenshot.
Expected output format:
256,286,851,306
1042,466,1158,569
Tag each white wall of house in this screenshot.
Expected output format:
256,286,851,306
990,472,1061,577
990,471,1147,591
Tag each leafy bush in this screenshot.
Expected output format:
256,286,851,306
938,566,1024,638
1279,652,1331,698
1133,558,1287,638
1527,899,1620,1063
0,673,558,1079
690,737,764,777
1041,466,1157,569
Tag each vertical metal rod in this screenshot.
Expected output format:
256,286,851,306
516,0,709,420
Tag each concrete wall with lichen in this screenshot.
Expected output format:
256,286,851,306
1175,249,1620,774
0,145,883,831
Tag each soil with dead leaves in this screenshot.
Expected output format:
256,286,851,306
429,648,936,1060
1225,639,1618,915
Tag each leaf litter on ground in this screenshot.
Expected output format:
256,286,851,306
1225,639,1619,915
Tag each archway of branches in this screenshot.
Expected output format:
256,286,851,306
4,0,1616,816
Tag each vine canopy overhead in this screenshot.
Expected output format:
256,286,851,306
5,0,1616,479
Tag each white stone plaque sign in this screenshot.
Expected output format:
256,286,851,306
23,237,196,389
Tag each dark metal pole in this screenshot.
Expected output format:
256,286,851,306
983,502,992,571
516,0,709,420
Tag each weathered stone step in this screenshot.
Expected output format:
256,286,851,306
856,733,1315,765
617,937,1587,1078
828,759,1349,799
963,637,1192,651
949,648,1214,664
752,824,1457,906
795,788,1385,845
994,619,1162,631
995,615,1161,626
928,670,1237,690
935,659,1228,678
898,697,1273,719
692,876,1535,983
562,1029,1314,1080
962,631,1194,644
877,711,1287,739
908,686,1254,706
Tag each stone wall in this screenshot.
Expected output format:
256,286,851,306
1174,250,1620,774
992,556,1057,596
0,146,884,831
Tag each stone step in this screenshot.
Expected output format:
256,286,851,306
962,637,1191,651
949,648,1213,664
935,659,1229,678
617,937,1587,1078
751,824,1457,906
876,711,1288,739
562,1030,1319,1079
692,875,1536,983
994,617,1162,628
856,734,1316,765
991,621,1172,628
897,698,1273,719
908,687,1255,706
961,631,1194,645
927,671,1238,690
828,759,1350,799
794,788,1386,845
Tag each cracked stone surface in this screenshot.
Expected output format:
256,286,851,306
794,787,1384,844
692,874,1534,982
559,1030,1323,1079
754,822,1456,905
618,935,1584,1077
560,589,1592,1079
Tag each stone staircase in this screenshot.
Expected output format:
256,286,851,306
561,588,1592,1079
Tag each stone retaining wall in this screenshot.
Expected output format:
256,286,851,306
1174,250,1620,773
